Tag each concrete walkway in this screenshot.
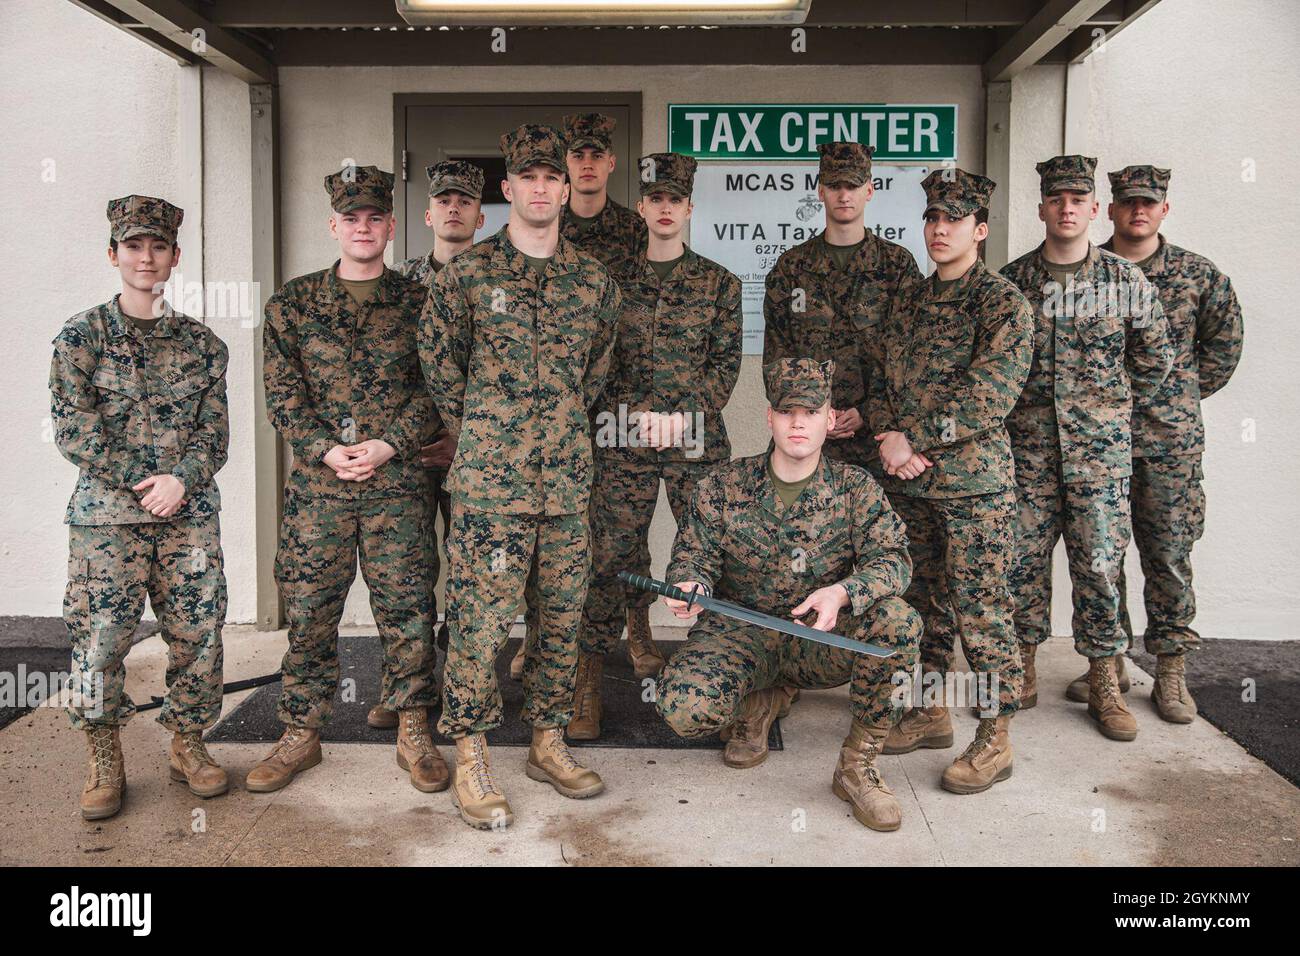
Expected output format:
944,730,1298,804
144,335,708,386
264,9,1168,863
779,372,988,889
1,626,1296,867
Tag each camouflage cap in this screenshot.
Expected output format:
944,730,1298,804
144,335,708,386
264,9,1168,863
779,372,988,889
500,124,567,175
426,160,485,200
107,195,183,244
763,358,835,410
324,165,395,213
563,112,616,153
1108,164,1171,202
818,141,874,188
639,152,698,198
1036,154,1097,195
921,168,996,219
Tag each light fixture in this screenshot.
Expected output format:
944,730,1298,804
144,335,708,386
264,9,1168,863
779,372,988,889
396,1,810,26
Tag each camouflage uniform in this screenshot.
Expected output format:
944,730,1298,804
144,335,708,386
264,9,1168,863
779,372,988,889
53,195,230,733
559,112,648,282
865,169,1034,715
420,125,621,737
263,165,438,728
1000,156,1173,659
582,152,744,656
395,161,488,646
1102,166,1244,656
657,360,921,737
763,142,922,468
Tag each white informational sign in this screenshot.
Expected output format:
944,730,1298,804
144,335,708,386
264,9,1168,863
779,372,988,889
688,164,932,354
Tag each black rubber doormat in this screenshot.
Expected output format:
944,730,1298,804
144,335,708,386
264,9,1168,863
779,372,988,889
1129,638,1299,787
206,634,782,752
0,646,75,731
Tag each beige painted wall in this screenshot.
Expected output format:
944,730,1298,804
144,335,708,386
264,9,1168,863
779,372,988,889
5,0,1297,641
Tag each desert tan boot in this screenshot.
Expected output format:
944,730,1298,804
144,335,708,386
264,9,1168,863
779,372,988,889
1067,652,1130,702
941,715,1013,794
367,705,398,729
1020,643,1039,709
245,725,322,793
396,707,450,792
526,727,604,798
1152,653,1197,724
883,706,954,754
567,651,604,741
1087,657,1138,741
168,731,229,798
80,725,125,821
721,685,797,768
625,605,666,678
451,734,513,830
831,719,901,832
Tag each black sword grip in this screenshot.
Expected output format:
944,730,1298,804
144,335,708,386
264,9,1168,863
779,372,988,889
617,571,686,603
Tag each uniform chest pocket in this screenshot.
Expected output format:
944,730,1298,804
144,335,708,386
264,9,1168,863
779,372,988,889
798,528,852,578
300,330,350,368
722,523,776,571
92,364,145,421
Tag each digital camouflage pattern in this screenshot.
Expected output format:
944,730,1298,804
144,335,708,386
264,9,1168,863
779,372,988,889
581,245,743,655
1036,154,1097,195
1118,456,1205,655
1000,243,1172,485
563,112,617,152
438,507,589,737
638,152,697,197
51,296,229,525
501,123,567,174
275,490,437,727
889,491,1022,714
763,356,833,409
324,164,396,213
263,264,438,500
64,516,227,732
420,226,621,516
1011,474,1132,656
1000,242,1169,657
560,196,647,282
920,168,995,220
865,258,1033,499
658,453,920,730
1107,164,1170,202
395,251,440,290
817,141,874,187
426,159,485,199
763,231,922,467
1099,235,1243,457
107,194,183,244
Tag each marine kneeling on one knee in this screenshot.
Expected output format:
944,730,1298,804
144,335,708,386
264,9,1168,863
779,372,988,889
652,356,923,832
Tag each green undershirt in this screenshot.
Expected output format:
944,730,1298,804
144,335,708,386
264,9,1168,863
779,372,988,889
768,458,815,510
825,236,866,271
523,254,552,275
338,274,381,309
1042,253,1087,289
649,254,683,282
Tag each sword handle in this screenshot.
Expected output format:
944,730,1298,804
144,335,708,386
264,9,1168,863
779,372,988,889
617,571,686,603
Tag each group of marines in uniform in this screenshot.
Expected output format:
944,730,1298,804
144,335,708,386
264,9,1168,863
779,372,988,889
53,111,1242,832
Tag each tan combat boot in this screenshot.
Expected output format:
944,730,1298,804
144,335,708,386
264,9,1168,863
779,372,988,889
625,605,665,679
1087,657,1138,741
567,651,604,741
1067,653,1130,702
169,731,229,798
526,727,605,798
245,725,322,793
451,734,513,829
367,705,398,729
509,642,526,681
396,707,450,792
80,725,125,821
831,719,901,832
883,706,954,754
1152,654,1197,724
1020,643,1039,709
720,686,797,769
941,716,1013,794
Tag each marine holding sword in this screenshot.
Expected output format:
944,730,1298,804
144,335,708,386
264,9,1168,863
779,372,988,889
652,357,922,832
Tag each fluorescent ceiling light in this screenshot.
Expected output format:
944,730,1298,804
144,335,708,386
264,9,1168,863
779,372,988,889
397,0,810,26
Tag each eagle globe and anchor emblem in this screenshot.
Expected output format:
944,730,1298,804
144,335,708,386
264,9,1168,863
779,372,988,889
795,193,823,222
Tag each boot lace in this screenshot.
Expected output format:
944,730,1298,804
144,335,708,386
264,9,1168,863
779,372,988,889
468,736,502,799
181,731,216,766
958,718,997,762
273,725,307,757
402,710,432,752
1156,658,1189,704
90,726,118,783
846,736,885,790
542,729,581,772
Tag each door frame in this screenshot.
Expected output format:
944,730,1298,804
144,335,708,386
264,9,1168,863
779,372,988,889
392,91,643,261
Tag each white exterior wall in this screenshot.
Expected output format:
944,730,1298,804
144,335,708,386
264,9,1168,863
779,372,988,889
2,0,1296,639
